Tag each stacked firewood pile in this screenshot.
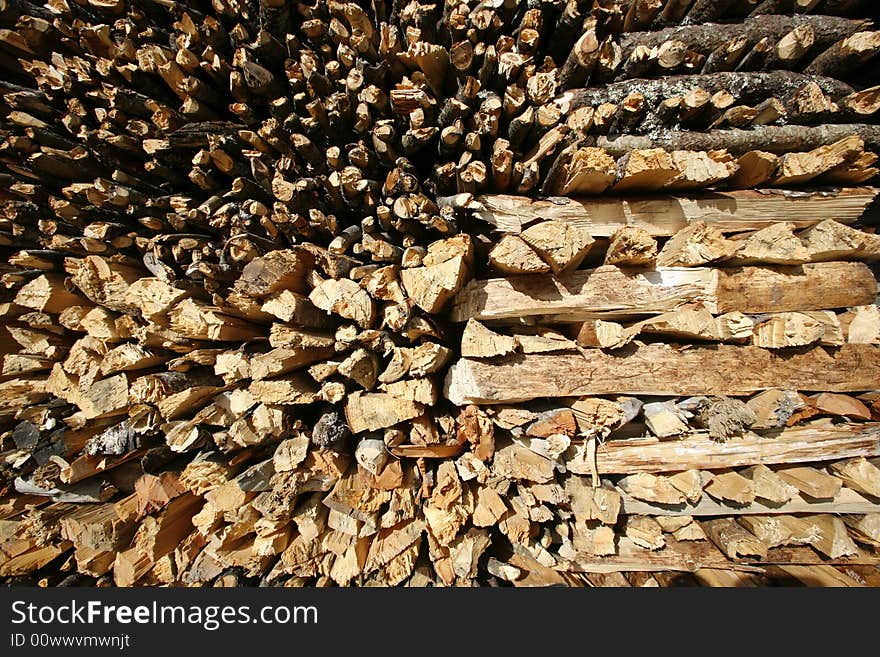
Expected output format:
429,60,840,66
2,0,880,587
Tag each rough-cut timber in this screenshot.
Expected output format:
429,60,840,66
450,262,876,323
444,344,880,404
573,422,880,474
474,188,878,236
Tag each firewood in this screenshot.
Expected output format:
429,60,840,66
488,235,550,275
776,466,843,499
596,124,880,157
798,218,880,261
519,221,595,276
805,30,880,78
840,305,880,344
702,517,768,559
812,392,873,420
1,0,879,590
828,458,880,497
804,514,859,558
743,464,799,505
604,226,658,266
460,320,516,359
643,401,690,438
842,514,880,547
400,235,473,314
747,389,806,429
618,473,687,505
613,148,680,192
625,515,666,550
729,222,811,264
656,221,736,267
705,471,757,505
445,344,880,404
475,188,878,236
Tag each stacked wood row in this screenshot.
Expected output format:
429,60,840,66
1,0,880,587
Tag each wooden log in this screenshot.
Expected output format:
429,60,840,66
596,124,880,157
620,487,880,516
444,344,880,404
619,15,866,63
473,188,878,236
702,517,768,559
449,262,876,324
570,421,880,474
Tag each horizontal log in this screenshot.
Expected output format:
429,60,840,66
619,16,867,63
619,487,880,516
572,422,880,474
474,188,878,236
566,536,764,574
449,262,877,323
443,343,880,404
596,124,880,156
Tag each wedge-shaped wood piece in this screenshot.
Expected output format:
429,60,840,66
260,290,331,329
168,298,263,341
625,516,666,550
612,148,679,192
776,466,842,500
842,305,880,344
344,391,424,434
460,320,517,358
656,222,736,267
474,189,878,236
617,473,686,505
729,222,811,265
736,515,816,549
743,464,798,505
799,219,880,261
400,235,473,314
604,226,657,266
828,457,880,498
752,312,827,349
843,514,880,547
772,136,865,186
15,273,86,314
445,344,880,404
728,151,778,189
309,278,375,328
488,235,549,275
575,319,630,348
747,390,805,430
812,392,872,420
702,517,768,560
705,471,756,505
232,248,312,298
519,220,595,275
804,514,859,559
250,346,336,380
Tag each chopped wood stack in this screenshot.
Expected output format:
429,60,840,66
1,0,880,588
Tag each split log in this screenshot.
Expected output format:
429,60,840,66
444,344,880,404
449,262,876,323
620,488,880,516
595,124,880,156
473,188,878,236
569,421,880,474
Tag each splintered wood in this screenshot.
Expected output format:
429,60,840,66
2,0,880,589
